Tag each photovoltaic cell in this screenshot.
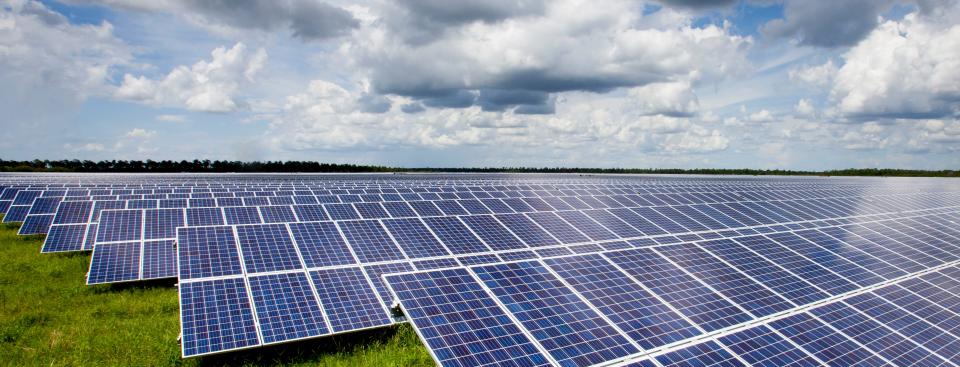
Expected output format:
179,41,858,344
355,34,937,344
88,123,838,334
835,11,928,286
186,207,224,227
544,254,701,349
247,272,329,344
604,248,753,332
96,209,143,243
734,236,858,296
494,213,558,247
87,242,141,284
422,216,490,254
382,218,450,258
42,224,87,252
459,215,527,251
180,278,259,357
289,221,356,267
235,224,303,274
770,312,889,367
655,243,794,317
472,261,640,367
386,268,551,367
311,267,391,333
526,211,589,244
177,226,243,280
810,301,949,367
654,340,745,367
144,208,184,240
52,200,92,224
339,220,406,263
19,214,53,235
223,206,262,225
292,204,328,221
718,325,820,367
142,240,177,279
766,232,884,287
259,205,297,223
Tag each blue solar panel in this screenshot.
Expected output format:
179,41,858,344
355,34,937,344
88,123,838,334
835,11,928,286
311,267,391,333
19,214,53,235
382,218,450,258
842,224,941,267
817,226,926,274
766,232,885,287
381,201,416,218
771,312,889,366
421,216,490,254
844,292,960,363
409,201,443,216
177,226,243,280
605,248,753,332
655,243,794,317
292,204,329,221
386,268,552,367
142,240,177,279
87,242,140,284
144,208,184,240
698,239,829,306
810,301,950,366
185,207,224,226
718,325,820,367
494,213,558,247
247,272,328,344
459,215,527,251
544,254,701,349
223,206,261,225
734,236,858,296
3,205,29,222
180,278,259,357
355,202,390,219
472,261,640,367
631,207,686,233
96,209,142,243
656,341,746,366
525,211,588,244
42,224,87,252
875,283,960,337
235,224,302,273
52,200,92,225
549,211,615,241
259,205,296,223
794,229,907,280
338,220,405,263
288,221,356,267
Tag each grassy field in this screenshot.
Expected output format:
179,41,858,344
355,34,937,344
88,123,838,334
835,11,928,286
0,219,434,367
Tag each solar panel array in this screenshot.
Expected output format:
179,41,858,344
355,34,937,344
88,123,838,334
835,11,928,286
1,173,960,365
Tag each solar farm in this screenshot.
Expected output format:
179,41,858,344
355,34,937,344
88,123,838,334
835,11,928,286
3,173,960,367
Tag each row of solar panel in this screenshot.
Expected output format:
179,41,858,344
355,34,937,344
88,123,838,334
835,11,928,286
39,189,960,252
175,208,959,357
6,182,941,224
10,185,919,235
386,235,960,367
81,194,958,285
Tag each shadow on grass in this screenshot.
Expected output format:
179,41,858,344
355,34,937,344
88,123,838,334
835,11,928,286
89,277,179,293
194,325,407,366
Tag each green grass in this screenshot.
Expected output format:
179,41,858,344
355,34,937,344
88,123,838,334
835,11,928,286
0,219,434,366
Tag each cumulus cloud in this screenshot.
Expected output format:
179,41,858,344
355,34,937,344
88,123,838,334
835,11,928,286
156,114,187,123
830,9,960,119
349,0,751,114
115,43,267,112
125,128,156,138
63,0,358,41
789,60,837,87
656,0,737,10
762,0,893,47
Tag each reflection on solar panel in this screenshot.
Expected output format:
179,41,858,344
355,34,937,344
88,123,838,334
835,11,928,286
2,173,960,363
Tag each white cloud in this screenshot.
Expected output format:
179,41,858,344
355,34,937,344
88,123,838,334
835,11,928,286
156,114,187,123
115,42,268,112
794,98,815,116
125,128,156,139
748,109,774,123
789,60,837,87
831,9,960,119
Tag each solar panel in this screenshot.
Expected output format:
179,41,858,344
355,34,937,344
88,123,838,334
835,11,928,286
4,174,960,363
471,261,640,366
605,248,753,332
386,268,552,367
179,278,259,357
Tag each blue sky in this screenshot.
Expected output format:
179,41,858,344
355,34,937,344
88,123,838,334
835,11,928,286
1,0,958,169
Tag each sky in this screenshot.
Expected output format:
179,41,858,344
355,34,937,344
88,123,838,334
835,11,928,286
1,0,958,169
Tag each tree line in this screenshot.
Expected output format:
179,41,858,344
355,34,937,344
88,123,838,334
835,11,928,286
0,159,956,177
